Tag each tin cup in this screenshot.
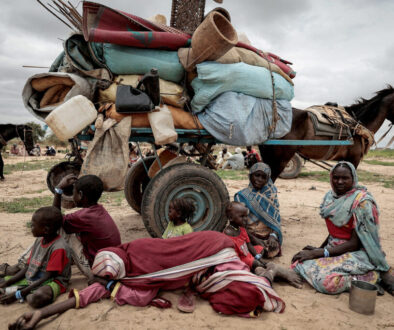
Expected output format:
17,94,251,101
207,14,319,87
349,280,377,315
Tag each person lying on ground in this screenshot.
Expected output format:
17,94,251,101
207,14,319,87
0,207,71,308
9,231,295,329
0,174,121,280
162,198,194,239
291,161,394,295
234,163,282,258
223,202,302,288
222,147,244,170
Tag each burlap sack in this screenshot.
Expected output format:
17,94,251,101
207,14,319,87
80,116,132,191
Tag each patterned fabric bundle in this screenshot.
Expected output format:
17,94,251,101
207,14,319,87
92,251,126,279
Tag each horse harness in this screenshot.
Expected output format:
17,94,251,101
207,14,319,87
305,105,375,160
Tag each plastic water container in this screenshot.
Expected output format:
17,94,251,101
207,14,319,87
45,95,97,141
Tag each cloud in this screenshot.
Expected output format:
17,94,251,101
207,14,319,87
0,0,393,126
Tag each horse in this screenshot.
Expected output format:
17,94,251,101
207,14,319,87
259,85,394,181
0,124,35,180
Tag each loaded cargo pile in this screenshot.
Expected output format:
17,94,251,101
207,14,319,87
24,0,296,147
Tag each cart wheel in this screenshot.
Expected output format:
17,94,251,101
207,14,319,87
141,163,229,237
124,156,155,213
47,161,81,209
279,154,303,179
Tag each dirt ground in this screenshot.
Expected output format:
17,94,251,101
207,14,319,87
0,157,393,329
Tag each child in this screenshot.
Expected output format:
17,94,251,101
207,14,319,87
162,198,194,239
223,201,266,271
2,174,121,280
53,174,121,277
0,207,71,308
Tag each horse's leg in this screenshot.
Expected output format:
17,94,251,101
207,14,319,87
259,109,309,182
0,152,4,180
259,144,298,182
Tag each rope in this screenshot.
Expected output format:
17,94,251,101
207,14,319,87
263,51,279,136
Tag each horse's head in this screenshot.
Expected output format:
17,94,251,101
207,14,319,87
16,125,34,153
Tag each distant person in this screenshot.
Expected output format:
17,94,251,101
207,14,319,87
44,146,55,156
162,198,194,239
222,148,244,170
0,207,71,308
217,147,232,168
10,144,19,155
245,146,261,168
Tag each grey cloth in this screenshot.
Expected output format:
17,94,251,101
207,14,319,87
223,153,245,170
197,92,292,146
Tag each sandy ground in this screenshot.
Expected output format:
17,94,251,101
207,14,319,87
0,158,393,329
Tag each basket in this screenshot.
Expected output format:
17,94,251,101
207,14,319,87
170,0,206,34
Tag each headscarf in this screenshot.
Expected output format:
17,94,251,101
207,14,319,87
235,162,282,243
320,161,364,226
320,161,389,272
249,162,271,178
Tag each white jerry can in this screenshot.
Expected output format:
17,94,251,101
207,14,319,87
45,95,97,141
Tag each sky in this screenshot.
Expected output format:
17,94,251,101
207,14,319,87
0,0,393,144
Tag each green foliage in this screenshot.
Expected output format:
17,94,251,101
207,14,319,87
3,159,60,175
363,159,394,166
0,196,53,213
41,133,68,148
299,170,394,189
366,149,394,159
216,169,249,180
25,121,45,142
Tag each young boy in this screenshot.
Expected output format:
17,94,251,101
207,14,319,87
0,207,71,308
53,174,121,277
2,174,121,279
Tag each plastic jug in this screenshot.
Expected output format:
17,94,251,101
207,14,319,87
148,104,177,145
45,95,97,141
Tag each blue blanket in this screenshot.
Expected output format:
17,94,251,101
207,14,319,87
197,92,292,146
191,62,294,113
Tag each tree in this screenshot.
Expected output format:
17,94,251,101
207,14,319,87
25,121,46,142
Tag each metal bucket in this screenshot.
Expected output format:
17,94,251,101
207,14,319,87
349,280,377,315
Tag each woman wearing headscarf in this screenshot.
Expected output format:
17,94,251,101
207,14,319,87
9,232,286,329
292,161,393,294
234,163,282,258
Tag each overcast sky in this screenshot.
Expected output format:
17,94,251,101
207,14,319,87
0,0,393,143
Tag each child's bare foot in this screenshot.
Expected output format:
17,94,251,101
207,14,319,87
265,262,303,289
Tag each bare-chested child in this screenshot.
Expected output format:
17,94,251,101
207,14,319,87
0,207,71,308
223,202,303,288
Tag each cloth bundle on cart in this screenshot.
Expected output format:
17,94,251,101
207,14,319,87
24,1,297,147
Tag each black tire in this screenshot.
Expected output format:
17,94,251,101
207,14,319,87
279,154,303,179
141,163,229,237
124,156,156,213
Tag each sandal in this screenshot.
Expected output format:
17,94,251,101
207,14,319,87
177,290,196,313
150,297,172,309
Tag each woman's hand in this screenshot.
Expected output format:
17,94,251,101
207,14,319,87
292,249,321,263
302,245,318,251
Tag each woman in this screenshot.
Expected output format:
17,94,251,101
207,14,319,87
9,231,286,329
292,161,393,294
234,163,281,258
